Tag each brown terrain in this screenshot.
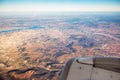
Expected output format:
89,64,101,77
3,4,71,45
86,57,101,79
0,12,120,80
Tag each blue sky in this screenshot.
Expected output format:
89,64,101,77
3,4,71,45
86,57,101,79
0,0,120,12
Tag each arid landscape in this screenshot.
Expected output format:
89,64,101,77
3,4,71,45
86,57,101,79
0,12,120,80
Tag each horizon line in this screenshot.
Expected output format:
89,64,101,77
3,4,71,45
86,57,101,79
0,11,120,12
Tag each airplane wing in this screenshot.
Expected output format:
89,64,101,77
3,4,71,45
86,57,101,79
59,57,120,80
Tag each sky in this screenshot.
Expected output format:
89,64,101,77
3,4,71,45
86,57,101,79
0,0,120,12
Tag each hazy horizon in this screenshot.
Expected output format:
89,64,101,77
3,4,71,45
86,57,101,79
0,0,120,12
0,11,120,16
